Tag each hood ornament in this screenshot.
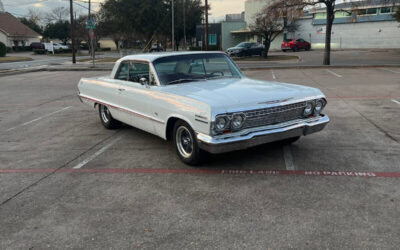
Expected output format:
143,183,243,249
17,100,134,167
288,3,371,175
258,97,293,105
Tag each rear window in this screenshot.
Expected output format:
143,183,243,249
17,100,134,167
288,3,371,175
283,39,293,42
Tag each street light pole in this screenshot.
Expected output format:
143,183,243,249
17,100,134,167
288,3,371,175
172,0,175,51
183,0,187,50
204,0,208,51
69,0,76,63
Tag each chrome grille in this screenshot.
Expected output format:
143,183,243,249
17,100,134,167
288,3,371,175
242,101,307,129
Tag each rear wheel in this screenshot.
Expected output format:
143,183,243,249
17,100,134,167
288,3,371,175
282,49,287,52
292,46,299,52
173,120,204,165
98,104,121,129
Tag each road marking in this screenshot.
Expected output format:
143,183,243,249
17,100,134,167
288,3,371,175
381,68,400,74
0,168,399,178
392,100,400,105
325,69,342,78
271,70,276,79
72,136,122,169
283,145,295,170
6,106,71,132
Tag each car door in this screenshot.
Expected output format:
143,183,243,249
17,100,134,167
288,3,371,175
297,39,305,49
248,43,257,55
117,61,159,134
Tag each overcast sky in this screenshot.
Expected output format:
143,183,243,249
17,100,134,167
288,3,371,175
2,0,247,21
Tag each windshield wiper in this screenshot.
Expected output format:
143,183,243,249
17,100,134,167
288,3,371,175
206,75,240,80
167,78,206,85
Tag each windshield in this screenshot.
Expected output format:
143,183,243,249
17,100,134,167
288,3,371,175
153,53,242,85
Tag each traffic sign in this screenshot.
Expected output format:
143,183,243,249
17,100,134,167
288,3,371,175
85,20,96,29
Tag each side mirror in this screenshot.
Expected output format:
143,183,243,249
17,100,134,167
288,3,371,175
139,77,148,85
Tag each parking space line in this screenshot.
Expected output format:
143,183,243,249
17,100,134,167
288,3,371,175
72,136,122,169
283,145,295,170
271,70,276,80
325,69,342,78
392,100,400,105
1,168,400,178
6,106,72,132
381,68,400,74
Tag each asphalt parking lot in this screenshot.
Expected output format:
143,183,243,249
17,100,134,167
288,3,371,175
1,67,399,249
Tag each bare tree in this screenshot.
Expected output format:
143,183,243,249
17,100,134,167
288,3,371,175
44,7,69,24
250,8,284,58
250,1,301,58
282,0,345,65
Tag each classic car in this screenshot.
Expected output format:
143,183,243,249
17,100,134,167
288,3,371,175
226,42,264,57
77,51,329,165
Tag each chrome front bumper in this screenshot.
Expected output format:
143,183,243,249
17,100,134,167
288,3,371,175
197,115,330,154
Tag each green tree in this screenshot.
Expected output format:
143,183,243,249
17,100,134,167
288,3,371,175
100,0,167,44
19,17,43,35
170,0,204,50
43,21,70,44
99,0,204,50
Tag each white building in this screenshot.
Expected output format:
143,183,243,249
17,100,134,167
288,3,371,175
232,0,400,50
0,11,41,48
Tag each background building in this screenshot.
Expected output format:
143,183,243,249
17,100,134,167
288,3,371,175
196,0,400,51
0,11,41,49
295,0,400,49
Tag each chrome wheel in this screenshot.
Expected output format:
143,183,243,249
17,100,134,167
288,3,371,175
100,105,110,123
176,126,194,158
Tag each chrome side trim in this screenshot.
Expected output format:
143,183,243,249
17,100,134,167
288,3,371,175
79,94,165,124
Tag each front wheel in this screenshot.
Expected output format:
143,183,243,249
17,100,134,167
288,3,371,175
173,121,204,165
280,136,300,145
98,104,121,129
305,45,311,51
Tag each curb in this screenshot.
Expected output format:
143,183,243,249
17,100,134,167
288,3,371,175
240,64,400,71
1,64,399,77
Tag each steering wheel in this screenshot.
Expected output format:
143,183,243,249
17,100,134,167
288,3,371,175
209,71,224,77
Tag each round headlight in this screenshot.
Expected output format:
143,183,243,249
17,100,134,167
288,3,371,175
215,116,228,131
314,100,324,114
231,114,245,129
303,102,313,116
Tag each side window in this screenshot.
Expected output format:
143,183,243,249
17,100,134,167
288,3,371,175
128,62,149,83
115,61,129,80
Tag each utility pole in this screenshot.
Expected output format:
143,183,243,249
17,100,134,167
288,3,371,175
183,0,187,50
88,0,94,67
204,0,208,51
69,0,76,63
172,0,175,51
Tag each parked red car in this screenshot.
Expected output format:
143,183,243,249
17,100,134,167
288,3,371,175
281,39,311,52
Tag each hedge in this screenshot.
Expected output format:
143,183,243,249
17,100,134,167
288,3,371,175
0,42,6,57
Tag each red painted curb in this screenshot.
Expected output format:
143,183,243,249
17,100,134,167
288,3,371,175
0,168,399,178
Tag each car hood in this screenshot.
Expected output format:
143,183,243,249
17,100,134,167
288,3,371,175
160,77,324,113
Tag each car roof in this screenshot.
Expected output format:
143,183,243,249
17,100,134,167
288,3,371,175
118,51,227,63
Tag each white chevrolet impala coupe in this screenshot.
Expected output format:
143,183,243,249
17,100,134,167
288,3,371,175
77,52,329,165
